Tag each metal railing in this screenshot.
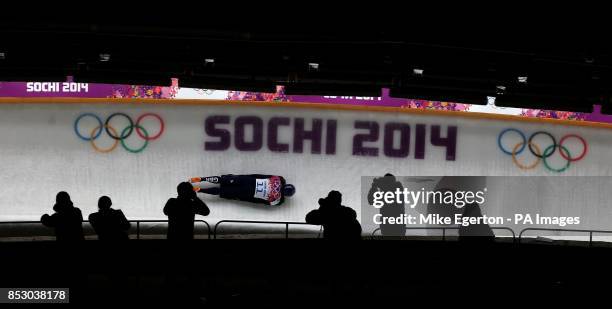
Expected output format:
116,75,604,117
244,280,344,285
518,228,612,247
371,226,517,242
0,221,41,225
0,219,212,240
134,220,211,240
213,220,321,239
10,219,612,246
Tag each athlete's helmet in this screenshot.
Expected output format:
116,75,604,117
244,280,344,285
282,184,296,197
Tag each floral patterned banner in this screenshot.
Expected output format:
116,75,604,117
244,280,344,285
0,79,601,123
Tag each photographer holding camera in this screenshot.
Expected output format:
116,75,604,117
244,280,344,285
305,190,361,240
163,182,210,240
367,173,406,237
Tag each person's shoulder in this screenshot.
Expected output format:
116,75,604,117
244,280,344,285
305,208,321,222
164,198,179,209
341,205,356,213
306,208,321,215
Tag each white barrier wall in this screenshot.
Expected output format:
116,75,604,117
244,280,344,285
0,102,611,229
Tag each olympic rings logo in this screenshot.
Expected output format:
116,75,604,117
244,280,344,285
74,112,165,153
497,128,588,173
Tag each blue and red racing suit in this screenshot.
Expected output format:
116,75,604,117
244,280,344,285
193,174,286,206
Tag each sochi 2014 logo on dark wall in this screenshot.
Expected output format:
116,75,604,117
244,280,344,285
73,113,164,153
497,128,588,173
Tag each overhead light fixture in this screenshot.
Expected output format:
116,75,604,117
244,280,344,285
204,58,215,69
496,85,506,95
412,68,424,76
99,53,111,62
517,76,528,83
308,63,320,71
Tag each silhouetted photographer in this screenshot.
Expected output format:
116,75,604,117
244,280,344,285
89,196,131,241
41,191,84,241
367,173,406,237
164,182,210,240
458,203,495,243
305,190,361,240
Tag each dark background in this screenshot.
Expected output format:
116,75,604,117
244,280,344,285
1,240,608,306
2,6,612,112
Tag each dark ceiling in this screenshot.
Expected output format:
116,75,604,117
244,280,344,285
1,16,611,113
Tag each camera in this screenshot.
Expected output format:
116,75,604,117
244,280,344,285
318,198,327,207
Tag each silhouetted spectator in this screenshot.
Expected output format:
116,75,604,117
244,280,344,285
41,191,84,241
459,203,495,242
305,190,361,240
164,182,210,240
89,196,131,241
367,173,406,236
